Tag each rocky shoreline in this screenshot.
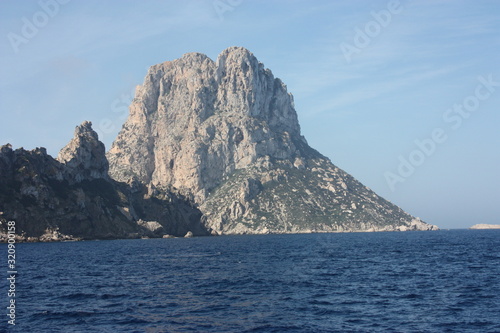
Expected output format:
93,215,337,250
0,217,199,243
0,216,437,244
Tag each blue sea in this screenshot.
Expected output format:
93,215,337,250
1,230,499,332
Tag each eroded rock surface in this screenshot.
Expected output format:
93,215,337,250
108,47,438,234
0,122,209,242
57,121,109,183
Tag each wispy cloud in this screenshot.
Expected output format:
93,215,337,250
304,65,465,117
278,0,499,119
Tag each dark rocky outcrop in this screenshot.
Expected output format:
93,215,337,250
0,122,209,242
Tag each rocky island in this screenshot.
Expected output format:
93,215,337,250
470,224,500,230
0,47,438,241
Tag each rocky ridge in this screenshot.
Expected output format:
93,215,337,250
0,122,209,242
107,47,438,234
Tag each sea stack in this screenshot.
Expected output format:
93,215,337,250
107,47,439,234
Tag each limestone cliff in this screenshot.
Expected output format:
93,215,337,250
108,47,438,234
0,122,209,242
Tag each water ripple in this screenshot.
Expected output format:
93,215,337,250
3,230,499,332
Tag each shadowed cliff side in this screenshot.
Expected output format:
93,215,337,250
0,122,209,242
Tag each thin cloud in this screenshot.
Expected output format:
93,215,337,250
304,65,464,116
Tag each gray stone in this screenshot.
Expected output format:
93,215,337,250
107,47,439,234
57,121,109,183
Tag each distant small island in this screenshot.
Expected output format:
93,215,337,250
469,224,500,230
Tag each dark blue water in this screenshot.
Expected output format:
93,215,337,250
1,230,499,332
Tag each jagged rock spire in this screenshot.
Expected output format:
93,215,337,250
58,121,109,182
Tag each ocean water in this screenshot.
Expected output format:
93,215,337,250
1,230,499,332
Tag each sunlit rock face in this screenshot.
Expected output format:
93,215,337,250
108,47,439,234
57,121,109,183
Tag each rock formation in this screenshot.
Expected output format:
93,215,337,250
108,47,438,234
0,122,209,242
57,121,109,183
0,47,438,240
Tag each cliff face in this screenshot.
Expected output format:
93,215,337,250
108,48,302,202
57,120,109,183
108,47,438,234
0,122,209,241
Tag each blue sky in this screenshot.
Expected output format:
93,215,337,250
1,0,499,229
